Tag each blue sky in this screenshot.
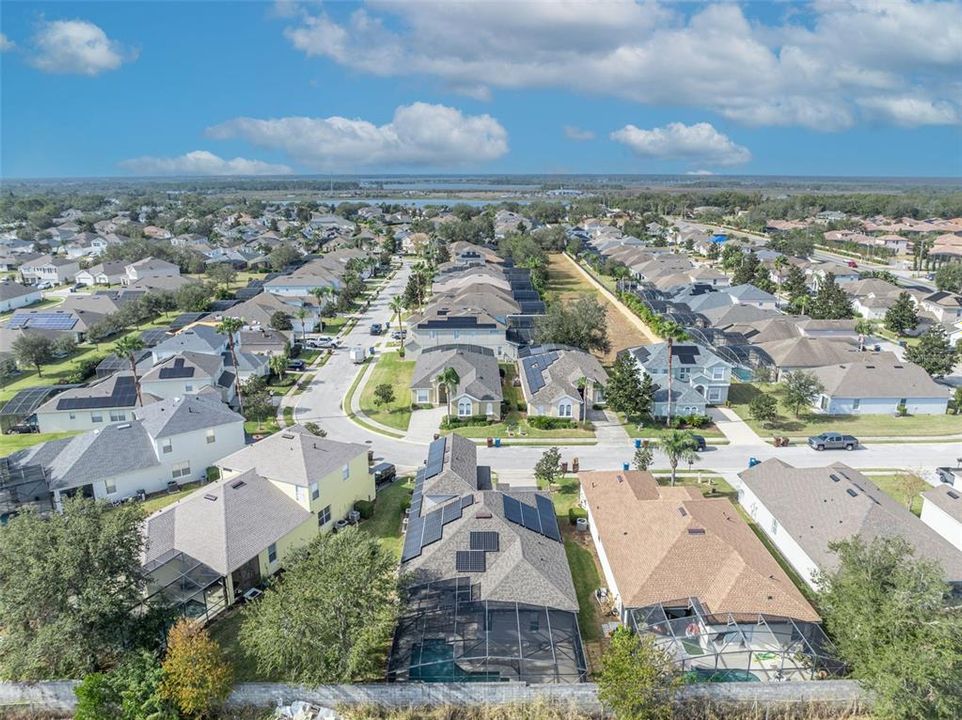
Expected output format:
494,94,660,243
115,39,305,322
1,0,960,178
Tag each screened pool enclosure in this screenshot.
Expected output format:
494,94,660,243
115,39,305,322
389,578,588,684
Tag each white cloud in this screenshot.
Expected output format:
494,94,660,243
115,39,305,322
611,122,751,166
119,151,292,176
206,102,509,169
0,33,15,52
857,96,960,126
29,19,134,75
279,0,962,130
686,170,715,176
564,125,595,141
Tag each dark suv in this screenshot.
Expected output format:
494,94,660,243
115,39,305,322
807,432,859,451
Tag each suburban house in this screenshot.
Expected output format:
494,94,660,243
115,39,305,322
918,291,962,323
517,345,608,420
390,435,586,683
75,261,128,287
809,358,948,415
3,394,245,511
123,257,181,286
34,373,159,433
410,344,503,420
225,291,321,337
19,255,80,286
738,460,962,592
0,281,42,313
755,337,873,380
580,470,832,681
405,312,512,359
139,352,237,406
141,426,371,622
628,341,733,412
920,485,962,552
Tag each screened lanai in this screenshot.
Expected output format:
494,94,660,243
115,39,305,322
140,548,228,624
388,578,588,684
627,599,844,682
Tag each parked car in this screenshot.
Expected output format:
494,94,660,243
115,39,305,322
371,462,396,486
305,336,337,349
6,423,38,435
391,329,407,340
349,346,366,364
936,467,958,486
370,322,383,336
287,359,307,372
846,260,858,268
690,434,708,451
807,432,859,451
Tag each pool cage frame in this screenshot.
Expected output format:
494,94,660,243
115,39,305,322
388,577,588,684
139,549,228,625
627,599,844,682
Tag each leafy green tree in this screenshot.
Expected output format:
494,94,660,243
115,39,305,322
12,332,54,377
534,446,562,488
781,264,810,310
810,273,855,319
240,529,399,684
217,317,246,413
720,243,742,270
535,296,610,354
175,282,211,313
373,382,395,407
752,266,777,294
598,627,679,720
74,650,176,720
0,498,147,680
659,430,700,486
748,392,778,425
241,377,274,431
53,334,78,357
816,536,962,720
782,370,824,417
906,324,958,378
268,352,288,381
268,245,300,272
605,353,649,420
732,250,761,285
206,262,237,293
0,356,18,388
934,262,962,293
270,310,293,331
633,445,654,471
884,292,919,335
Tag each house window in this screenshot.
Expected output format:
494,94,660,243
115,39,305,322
268,543,277,564
708,388,722,402
485,402,494,416
91,413,103,423
852,399,860,410
416,389,429,403
171,461,191,480
206,429,216,444
458,398,472,417
318,505,332,526
558,402,572,417
711,366,725,380
105,480,116,495
161,439,173,454
310,481,319,500
770,518,779,536
109,411,125,422
678,367,690,380
185,384,194,392
342,464,350,481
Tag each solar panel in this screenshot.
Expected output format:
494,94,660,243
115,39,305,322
536,494,561,541
169,312,208,330
401,518,423,562
158,358,196,379
8,312,78,331
503,495,523,524
424,437,446,479
521,501,542,533
470,531,499,552
455,550,486,573
138,329,170,347
460,494,474,509
441,500,462,525
421,509,444,547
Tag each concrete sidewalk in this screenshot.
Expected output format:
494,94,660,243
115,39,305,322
709,407,766,446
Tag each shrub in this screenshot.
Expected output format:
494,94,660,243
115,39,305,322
354,500,375,520
65,355,104,384
528,416,575,430
160,619,233,718
441,414,491,429
205,466,220,483
684,414,710,429
516,401,527,412
568,507,587,526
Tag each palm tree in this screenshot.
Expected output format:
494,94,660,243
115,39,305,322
310,286,333,318
269,352,287,382
436,366,460,418
389,296,404,331
660,430,700,486
576,375,591,423
113,336,145,408
217,316,246,414
659,319,688,427
295,307,310,341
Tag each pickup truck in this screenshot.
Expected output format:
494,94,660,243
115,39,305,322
807,432,859,451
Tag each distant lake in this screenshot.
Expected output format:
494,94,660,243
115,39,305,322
314,196,532,207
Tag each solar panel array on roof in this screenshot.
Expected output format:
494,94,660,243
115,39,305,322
521,351,557,394
56,375,138,410
470,531,499,552
233,287,261,301
138,329,170,347
671,346,699,365
0,386,65,418
424,437,446,479
158,358,196,379
502,494,562,542
168,312,208,331
208,299,240,312
8,312,78,331
455,550,486,573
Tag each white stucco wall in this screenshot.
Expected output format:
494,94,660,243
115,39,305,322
920,498,962,552
0,290,42,313
36,406,136,433
817,395,948,416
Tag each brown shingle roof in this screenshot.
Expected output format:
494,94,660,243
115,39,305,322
580,470,819,621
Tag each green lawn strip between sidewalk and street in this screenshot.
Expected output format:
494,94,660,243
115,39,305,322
358,351,415,432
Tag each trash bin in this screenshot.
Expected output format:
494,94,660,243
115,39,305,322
433,433,440,441
561,461,568,474
748,457,760,468
572,457,579,472
642,439,650,448
495,437,501,447
634,438,642,449
622,462,630,471
486,437,493,447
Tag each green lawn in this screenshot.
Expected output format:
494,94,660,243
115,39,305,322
564,536,604,643
654,474,736,501
870,473,928,516
446,411,596,439
359,352,415,431
728,382,962,438
321,316,348,335
618,414,726,441
207,609,273,682
140,480,205,514
0,430,79,455
282,406,295,427
244,418,279,436
358,477,414,560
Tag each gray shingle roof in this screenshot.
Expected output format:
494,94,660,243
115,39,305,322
810,358,946,399
739,460,962,582
216,425,367,487
519,346,608,406
152,325,225,357
0,282,39,301
134,394,243,438
143,468,312,575
411,345,502,402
